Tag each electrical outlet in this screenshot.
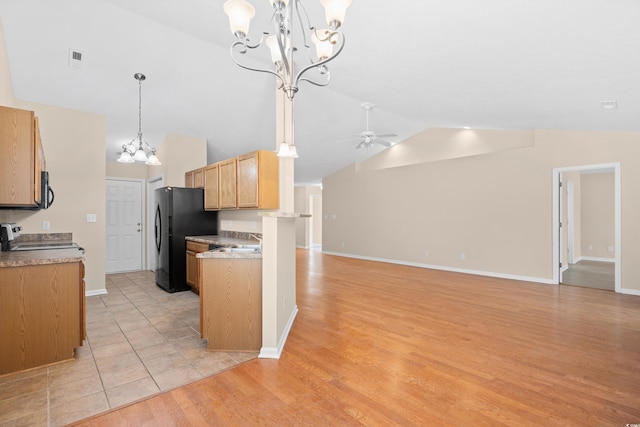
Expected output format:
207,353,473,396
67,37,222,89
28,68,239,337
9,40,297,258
588,245,593,250
608,246,614,252
341,242,345,248
424,250,429,257
42,220,50,230
460,253,466,261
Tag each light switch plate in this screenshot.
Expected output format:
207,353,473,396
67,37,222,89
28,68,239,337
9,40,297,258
86,214,97,223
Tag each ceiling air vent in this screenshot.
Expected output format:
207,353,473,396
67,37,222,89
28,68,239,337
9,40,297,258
600,100,618,110
68,49,84,69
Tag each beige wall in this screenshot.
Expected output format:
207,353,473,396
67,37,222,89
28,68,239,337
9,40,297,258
323,128,640,293
155,133,207,187
581,173,614,260
106,162,149,180
0,101,107,293
0,18,14,106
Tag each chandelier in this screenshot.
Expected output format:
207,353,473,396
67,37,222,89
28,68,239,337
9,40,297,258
223,0,352,100
117,73,161,165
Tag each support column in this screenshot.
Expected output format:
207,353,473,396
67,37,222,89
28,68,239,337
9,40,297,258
259,88,299,358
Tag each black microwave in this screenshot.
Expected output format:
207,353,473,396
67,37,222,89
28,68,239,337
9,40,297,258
38,171,54,209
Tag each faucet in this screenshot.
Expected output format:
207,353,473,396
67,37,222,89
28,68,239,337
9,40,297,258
249,233,263,250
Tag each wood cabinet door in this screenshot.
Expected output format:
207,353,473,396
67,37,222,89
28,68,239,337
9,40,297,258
0,262,82,375
204,163,219,210
186,250,198,292
185,171,194,188
237,152,259,208
219,159,237,209
0,106,35,206
193,168,205,188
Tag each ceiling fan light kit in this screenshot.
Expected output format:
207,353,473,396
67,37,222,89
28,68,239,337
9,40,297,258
338,102,398,149
223,0,352,100
117,73,161,165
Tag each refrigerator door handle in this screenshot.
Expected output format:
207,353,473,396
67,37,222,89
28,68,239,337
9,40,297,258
155,205,161,252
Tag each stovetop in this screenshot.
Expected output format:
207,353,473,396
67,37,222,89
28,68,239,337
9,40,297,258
8,241,81,251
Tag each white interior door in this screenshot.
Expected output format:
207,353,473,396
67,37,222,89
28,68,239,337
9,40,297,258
106,179,143,273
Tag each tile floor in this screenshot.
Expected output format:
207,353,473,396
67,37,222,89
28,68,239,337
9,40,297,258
0,271,258,426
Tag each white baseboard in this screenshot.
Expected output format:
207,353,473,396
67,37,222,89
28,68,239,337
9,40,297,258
321,251,555,285
620,288,640,296
259,305,298,359
86,289,107,297
579,256,615,263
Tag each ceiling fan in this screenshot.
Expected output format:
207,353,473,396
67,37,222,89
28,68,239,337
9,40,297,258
338,102,397,149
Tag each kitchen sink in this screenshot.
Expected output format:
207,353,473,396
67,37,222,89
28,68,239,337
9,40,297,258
213,247,261,253
234,244,261,250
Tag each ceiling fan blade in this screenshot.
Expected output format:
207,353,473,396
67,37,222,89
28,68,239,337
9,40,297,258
375,133,397,138
356,141,367,149
336,137,362,143
373,139,391,147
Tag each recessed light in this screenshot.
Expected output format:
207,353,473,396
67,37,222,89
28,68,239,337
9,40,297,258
600,100,618,110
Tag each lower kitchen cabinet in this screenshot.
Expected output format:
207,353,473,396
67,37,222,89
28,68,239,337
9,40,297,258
0,261,85,375
186,240,210,294
199,257,262,351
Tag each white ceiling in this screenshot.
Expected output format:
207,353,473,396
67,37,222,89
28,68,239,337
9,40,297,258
1,0,639,185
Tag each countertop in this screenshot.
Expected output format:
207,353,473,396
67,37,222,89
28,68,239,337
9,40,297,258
0,232,84,267
0,247,85,267
187,235,262,259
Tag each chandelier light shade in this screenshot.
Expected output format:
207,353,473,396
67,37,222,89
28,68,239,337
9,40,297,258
117,73,161,166
223,0,352,100
223,0,256,38
276,141,298,158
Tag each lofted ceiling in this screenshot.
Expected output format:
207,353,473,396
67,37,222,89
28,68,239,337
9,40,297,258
1,0,639,185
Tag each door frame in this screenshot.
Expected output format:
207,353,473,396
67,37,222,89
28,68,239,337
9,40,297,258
551,163,620,292
105,177,146,273
146,175,164,271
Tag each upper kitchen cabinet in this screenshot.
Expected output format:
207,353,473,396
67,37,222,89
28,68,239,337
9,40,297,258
204,163,220,210
0,106,45,208
204,150,279,211
185,167,205,189
219,158,237,209
237,150,278,209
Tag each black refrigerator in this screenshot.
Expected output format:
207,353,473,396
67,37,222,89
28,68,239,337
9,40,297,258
154,187,218,293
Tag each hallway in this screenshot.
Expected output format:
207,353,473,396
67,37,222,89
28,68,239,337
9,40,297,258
562,260,615,291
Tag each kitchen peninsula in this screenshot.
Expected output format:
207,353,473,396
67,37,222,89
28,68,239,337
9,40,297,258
187,235,262,352
0,238,85,376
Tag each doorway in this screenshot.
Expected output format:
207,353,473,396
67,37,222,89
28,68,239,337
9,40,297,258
552,163,620,292
106,178,144,273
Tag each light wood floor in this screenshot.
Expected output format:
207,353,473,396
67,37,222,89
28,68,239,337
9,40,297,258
72,249,640,426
